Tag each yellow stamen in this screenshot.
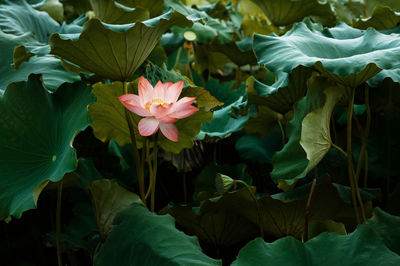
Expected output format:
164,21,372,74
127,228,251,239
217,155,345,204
145,99,168,111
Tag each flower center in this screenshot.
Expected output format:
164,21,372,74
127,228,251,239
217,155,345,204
145,99,168,111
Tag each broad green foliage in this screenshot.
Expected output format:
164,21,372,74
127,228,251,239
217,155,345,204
90,179,142,239
0,0,80,92
89,80,214,153
0,75,94,220
353,6,400,30
165,0,235,43
271,77,344,184
94,204,222,265
250,0,336,26
88,0,149,24
235,132,282,163
232,225,400,265
50,9,192,80
232,208,400,265
253,20,400,87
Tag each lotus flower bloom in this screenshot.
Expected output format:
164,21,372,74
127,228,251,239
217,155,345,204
118,76,199,142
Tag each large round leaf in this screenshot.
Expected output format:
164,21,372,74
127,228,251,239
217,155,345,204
94,203,221,265
0,74,95,220
253,20,400,87
49,9,192,81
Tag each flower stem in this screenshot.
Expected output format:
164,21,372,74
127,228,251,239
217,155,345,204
236,180,264,239
347,87,361,224
151,132,159,212
56,179,63,266
304,176,317,242
123,81,146,204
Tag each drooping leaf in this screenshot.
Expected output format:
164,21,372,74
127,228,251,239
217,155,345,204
90,179,142,239
119,0,164,17
271,77,345,184
39,0,64,22
253,20,400,87
232,226,400,266
49,9,192,81
249,0,336,26
0,74,95,220
94,204,221,265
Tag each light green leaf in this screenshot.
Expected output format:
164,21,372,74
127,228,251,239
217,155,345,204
253,20,400,87
94,204,222,265
0,74,95,220
271,77,344,184
39,0,64,22
50,9,192,81
249,0,336,26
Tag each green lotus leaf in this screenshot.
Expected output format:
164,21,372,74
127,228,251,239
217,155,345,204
246,66,313,114
253,20,400,87
0,1,80,92
194,43,231,75
231,225,400,266
89,81,213,154
365,208,400,255
88,0,149,24
364,0,400,14
235,132,282,163
197,80,250,139
49,9,192,81
208,36,258,66
90,179,142,239
271,77,345,184
162,203,259,250
200,178,366,239
38,0,64,22
0,0,59,44
118,0,164,17
0,74,95,220
94,204,221,265
353,6,400,30
249,0,336,26
331,0,364,25
166,0,235,43
244,105,282,138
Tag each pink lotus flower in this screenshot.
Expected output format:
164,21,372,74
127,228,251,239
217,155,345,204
118,76,199,142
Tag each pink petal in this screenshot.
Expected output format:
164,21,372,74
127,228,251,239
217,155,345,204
171,97,196,112
153,81,166,100
169,105,199,119
138,117,159,136
160,123,178,142
150,103,172,118
158,116,178,123
138,76,154,104
164,80,184,103
118,94,151,116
